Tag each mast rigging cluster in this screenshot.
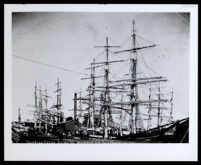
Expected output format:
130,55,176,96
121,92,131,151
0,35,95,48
74,20,174,137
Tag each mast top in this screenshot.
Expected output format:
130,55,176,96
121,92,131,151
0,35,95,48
94,37,120,48
132,19,136,35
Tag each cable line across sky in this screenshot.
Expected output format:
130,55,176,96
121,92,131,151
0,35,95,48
13,55,88,76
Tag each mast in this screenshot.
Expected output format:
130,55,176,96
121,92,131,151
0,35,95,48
90,59,95,131
157,83,161,127
44,89,48,110
148,85,152,130
34,82,38,109
94,36,120,139
88,90,91,127
120,93,124,136
170,89,174,122
44,88,48,132
74,93,77,120
104,37,109,139
113,20,165,133
38,85,43,131
34,82,38,127
100,93,104,129
75,19,172,140
54,78,62,124
18,107,21,122
43,88,51,133
79,89,82,112
130,20,139,134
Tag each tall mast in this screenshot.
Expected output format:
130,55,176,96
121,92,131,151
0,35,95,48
104,37,109,139
90,59,95,131
120,93,124,136
148,85,152,130
54,78,62,124
43,88,51,133
157,83,161,127
44,88,48,132
170,89,174,122
43,88,51,110
130,20,139,134
34,82,38,109
74,93,77,120
79,89,82,111
38,85,43,131
34,82,38,127
100,93,104,129
94,36,120,139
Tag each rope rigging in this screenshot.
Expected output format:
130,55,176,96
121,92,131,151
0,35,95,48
13,55,88,76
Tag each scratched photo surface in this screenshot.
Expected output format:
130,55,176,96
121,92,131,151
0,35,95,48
12,12,190,143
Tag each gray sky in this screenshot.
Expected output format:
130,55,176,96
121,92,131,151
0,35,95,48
12,12,190,122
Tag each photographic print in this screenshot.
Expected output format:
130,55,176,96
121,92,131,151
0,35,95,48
4,4,198,161
12,12,190,143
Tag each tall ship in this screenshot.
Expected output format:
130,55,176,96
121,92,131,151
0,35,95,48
12,20,189,143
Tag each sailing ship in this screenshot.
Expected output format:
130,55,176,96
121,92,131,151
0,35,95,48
73,20,174,138
12,20,189,143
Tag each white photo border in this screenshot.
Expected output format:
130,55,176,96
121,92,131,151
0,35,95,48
4,4,198,161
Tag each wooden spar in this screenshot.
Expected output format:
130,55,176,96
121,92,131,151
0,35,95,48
109,79,167,87
85,64,104,70
145,106,168,110
94,45,120,48
91,59,125,65
76,97,90,100
81,75,104,80
74,93,77,120
110,99,169,105
53,88,62,93
68,109,88,111
86,89,130,93
87,86,124,90
109,76,164,83
77,97,103,102
114,44,157,54
140,114,170,119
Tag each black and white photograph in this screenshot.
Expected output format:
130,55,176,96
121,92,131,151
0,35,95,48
4,4,198,161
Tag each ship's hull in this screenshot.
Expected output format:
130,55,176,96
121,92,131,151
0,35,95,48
12,118,188,143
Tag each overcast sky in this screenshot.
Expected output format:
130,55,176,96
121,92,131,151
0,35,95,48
12,12,190,123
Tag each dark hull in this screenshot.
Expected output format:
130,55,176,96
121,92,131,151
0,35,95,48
12,118,189,143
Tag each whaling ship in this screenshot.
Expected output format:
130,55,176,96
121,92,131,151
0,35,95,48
12,20,189,143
